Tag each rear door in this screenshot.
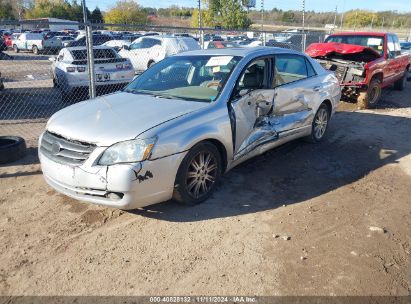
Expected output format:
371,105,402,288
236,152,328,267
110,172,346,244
271,54,321,134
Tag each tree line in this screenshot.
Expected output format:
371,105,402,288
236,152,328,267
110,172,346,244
1,0,410,30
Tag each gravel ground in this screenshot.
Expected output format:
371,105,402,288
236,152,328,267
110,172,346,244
0,67,411,296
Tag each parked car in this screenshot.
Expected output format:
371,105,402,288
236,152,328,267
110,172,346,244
12,32,63,55
118,35,200,73
39,47,341,209
306,32,410,108
102,39,131,52
51,46,135,100
64,34,112,47
0,36,6,52
4,33,20,48
206,41,239,49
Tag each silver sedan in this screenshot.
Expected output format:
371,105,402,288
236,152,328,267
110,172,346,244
39,47,341,209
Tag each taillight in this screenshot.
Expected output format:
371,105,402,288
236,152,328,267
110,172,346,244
77,66,86,72
66,67,75,72
116,63,123,69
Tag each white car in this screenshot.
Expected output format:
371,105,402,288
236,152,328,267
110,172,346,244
51,46,135,99
118,35,200,73
102,39,131,51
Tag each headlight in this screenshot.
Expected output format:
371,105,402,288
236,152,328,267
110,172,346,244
98,137,157,165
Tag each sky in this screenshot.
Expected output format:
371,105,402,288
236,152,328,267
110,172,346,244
85,0,410,13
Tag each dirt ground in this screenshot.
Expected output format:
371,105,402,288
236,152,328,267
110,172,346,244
0,85,411,296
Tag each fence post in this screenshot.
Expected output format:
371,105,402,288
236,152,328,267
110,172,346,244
85,23,96,99
302,33,307,52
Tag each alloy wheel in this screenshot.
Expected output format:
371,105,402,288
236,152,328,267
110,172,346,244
186,151,218,199
314,107,329,140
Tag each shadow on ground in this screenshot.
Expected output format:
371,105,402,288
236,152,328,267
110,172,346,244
131,111,411,222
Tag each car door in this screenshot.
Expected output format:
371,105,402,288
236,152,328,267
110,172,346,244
385,34,397,84
229,57,277,160
270,54,320,135
122,38,152,71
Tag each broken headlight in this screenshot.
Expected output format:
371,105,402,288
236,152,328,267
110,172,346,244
98,137,157,165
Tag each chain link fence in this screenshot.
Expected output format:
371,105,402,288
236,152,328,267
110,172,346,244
0,20,325,147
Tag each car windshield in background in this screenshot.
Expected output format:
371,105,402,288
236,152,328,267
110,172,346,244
125,55,242,102
325,35,385,55
71,49,117,60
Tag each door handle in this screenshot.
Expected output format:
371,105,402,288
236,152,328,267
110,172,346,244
313,86,321,92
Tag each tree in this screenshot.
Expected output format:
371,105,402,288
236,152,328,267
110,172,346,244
90,6,103,23
105,0,147,26
0,1,16,20
191,0,251,29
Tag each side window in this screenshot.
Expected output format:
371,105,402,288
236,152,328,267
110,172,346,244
274,54,308,86
237,59,268,91
142,38,161,48
393,35,402,56
305,58,316,77
387,35,396,58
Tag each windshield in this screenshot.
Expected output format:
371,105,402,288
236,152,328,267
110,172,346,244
124,55,242,102
325,35,385,55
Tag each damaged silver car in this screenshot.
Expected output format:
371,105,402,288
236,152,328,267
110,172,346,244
39,47,341,209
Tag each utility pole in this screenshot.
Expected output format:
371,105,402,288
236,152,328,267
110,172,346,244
198,0,203,48
371,15,374,29
81,0,96,98
261,0,265,46
340,12,344,29
333,5,338,32
354,11,358,31
381,17,385,29
302,0,306,51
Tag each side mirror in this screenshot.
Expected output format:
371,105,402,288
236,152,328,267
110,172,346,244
123,45,130,51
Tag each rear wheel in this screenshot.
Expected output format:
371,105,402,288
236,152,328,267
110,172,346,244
173,142,222,205
32,45,39,55
306,104,330,143
13,44,19,53
394,71,407,91
357,78,382,109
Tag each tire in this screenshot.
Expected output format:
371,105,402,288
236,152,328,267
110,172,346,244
13,44,19,53
0,136,26,164
148,61,155,69
32,45,39,55
394,71,407,91
173,142,222,205
357,78,382,109
306,104,330,143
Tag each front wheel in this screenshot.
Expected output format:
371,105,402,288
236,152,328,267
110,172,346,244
357,78,382,109
13,44,19,53
306,104,330,143
173,142,222,205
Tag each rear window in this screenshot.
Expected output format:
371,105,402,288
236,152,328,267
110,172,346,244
71,48,117,60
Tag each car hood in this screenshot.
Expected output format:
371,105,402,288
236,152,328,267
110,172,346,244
47,92,209,146
306,42,382,59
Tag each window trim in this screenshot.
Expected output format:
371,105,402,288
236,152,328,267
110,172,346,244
273,54,317,88
229,55,273,101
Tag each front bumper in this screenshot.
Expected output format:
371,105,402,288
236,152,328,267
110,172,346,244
39,144,187,210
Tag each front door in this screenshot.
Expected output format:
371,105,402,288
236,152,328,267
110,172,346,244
271,53,319,134
230,58,276,160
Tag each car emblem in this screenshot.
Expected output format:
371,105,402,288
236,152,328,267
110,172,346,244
51,142,62,155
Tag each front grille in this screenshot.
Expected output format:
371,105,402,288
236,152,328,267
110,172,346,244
40,131,96,166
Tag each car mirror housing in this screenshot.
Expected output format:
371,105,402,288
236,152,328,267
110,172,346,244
123,45,130,51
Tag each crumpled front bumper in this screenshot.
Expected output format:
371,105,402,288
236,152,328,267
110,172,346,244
39,143,187,210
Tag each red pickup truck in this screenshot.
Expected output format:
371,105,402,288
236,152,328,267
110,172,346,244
306,32,410,108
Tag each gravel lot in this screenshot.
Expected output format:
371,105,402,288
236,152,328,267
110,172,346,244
0,53,410,296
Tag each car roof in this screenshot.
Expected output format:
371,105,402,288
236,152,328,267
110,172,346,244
176,47,303,57
66,45,114,51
